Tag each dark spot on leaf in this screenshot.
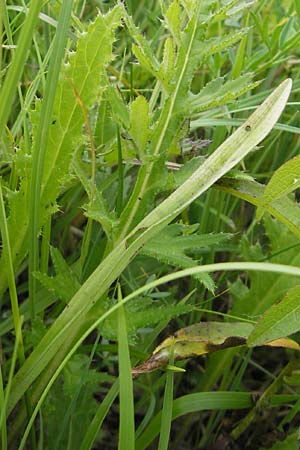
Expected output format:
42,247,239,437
245,125,251,132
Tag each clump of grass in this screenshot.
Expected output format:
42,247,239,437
0,1,300,449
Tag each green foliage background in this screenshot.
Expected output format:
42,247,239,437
0,1,300,449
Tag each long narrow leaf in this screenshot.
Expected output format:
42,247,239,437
28,0,74,319
0,0,42,136
117,285,135,450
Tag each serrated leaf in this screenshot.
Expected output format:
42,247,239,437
257,156,300,219
159,37,176,87
84,188,118,239
129,96,150,158
187,74,260,115
0,7,123,295
247,285,300,347
141,224,231,291
165,0,181,44
102,297,194,341
33,247,81,303
125,12,160,78
105,83,130,130
41,6,123,210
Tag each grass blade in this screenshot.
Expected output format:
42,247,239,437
137,392,300,450
79,381,119,450
0,0,42,136
117,285,135,450
158,347,174,450
28,0,74,318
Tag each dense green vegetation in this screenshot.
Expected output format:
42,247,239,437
1,1,300,449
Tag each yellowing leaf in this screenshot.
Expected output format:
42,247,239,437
265,338,300,350
133,320,300,375
132,321,252,375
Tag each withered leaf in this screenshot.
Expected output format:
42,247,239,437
132,321,300,375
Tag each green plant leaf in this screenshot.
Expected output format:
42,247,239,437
129,95,150,159
141,224,231,291
257,156,300,219
165,0,181,44
231,217,300,318
187,74,261,116
0,5,123,295
117,286,135,450
247,285,300,347
217,177,300,239
33,247,81,304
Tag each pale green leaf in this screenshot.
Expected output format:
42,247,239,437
187,75,261,115
129,96,150,158
159,37,176,86
41,6,123,210
247,285,300,347
165,0,181,44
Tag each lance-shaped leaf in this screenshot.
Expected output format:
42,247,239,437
217,177,300,239
257,156,300,219
247,285,300,347
133,321,299,375
129,95,150,159
186,74,261,116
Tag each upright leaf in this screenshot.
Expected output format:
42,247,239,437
129,95,150,159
